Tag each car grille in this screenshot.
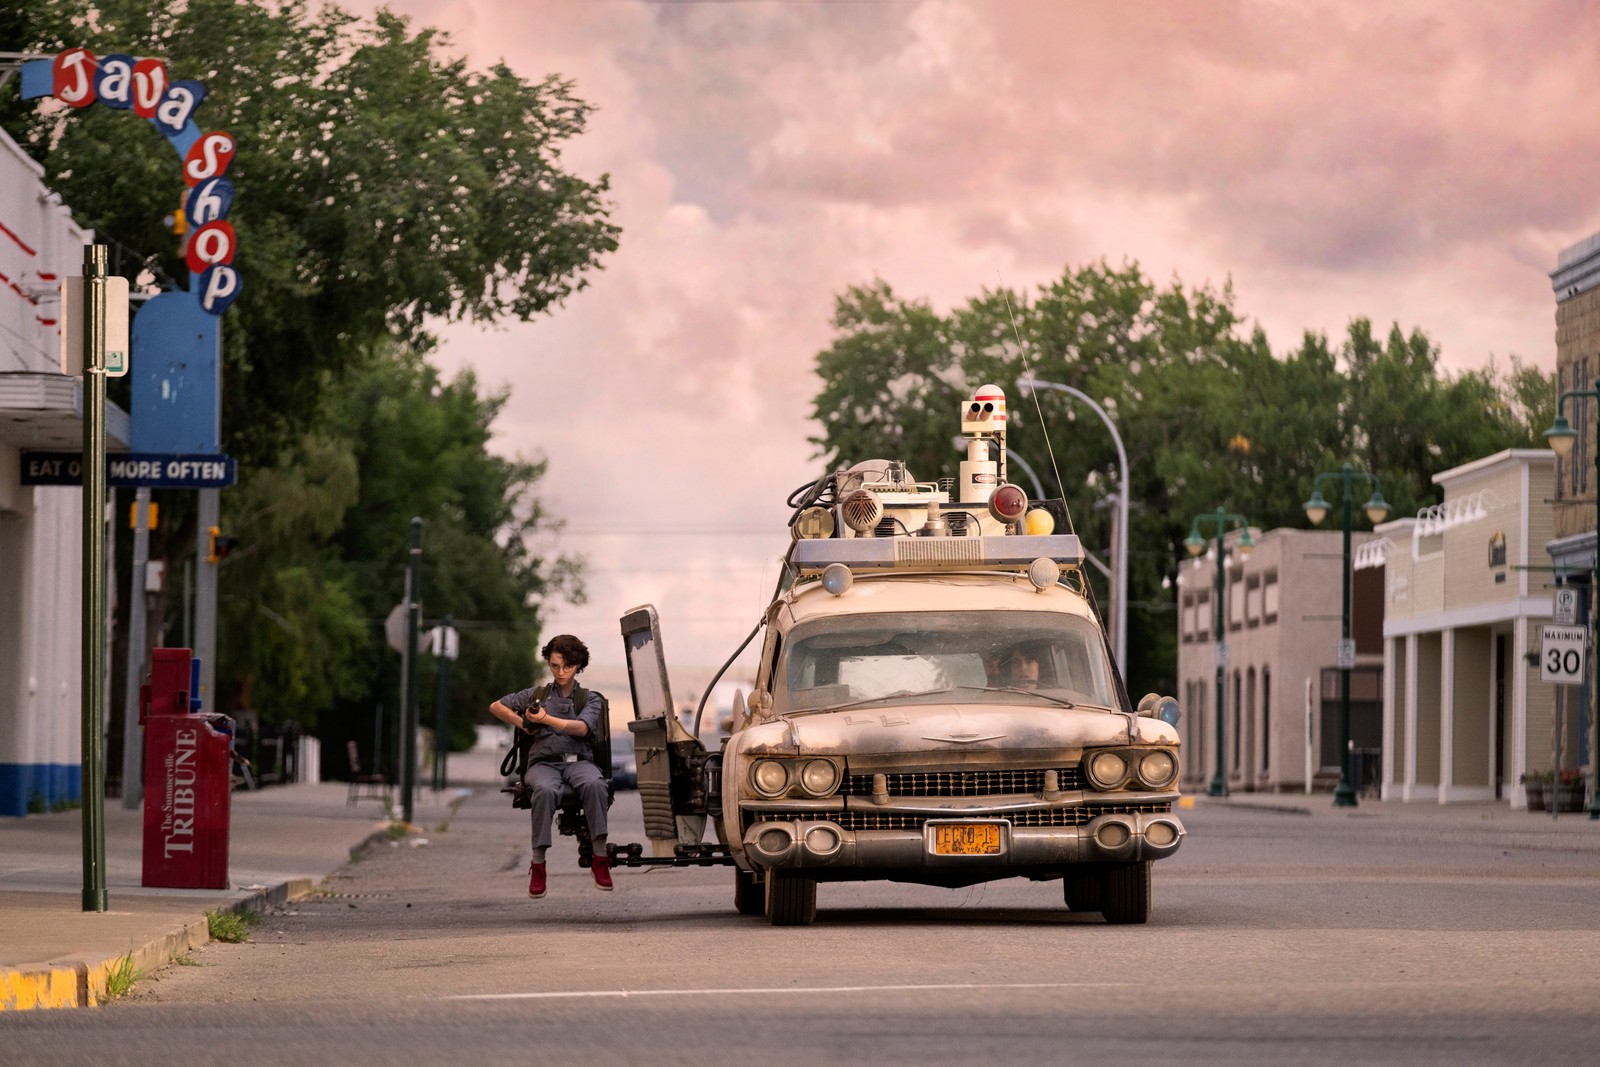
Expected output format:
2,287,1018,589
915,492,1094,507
756,801,1171,832
839,766,1087,797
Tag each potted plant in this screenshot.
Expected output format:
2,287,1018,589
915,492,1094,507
1554,769,1587,813
1521,770,1552,812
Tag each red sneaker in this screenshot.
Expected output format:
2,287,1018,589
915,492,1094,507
528,861,547,899
591,856,613,891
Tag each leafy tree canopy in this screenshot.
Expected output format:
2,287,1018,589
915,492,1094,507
3,1,613,765
4,0,620,464
809,263,1553,694
218,342,579,751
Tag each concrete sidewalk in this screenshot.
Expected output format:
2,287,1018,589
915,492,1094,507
0,755,499,1011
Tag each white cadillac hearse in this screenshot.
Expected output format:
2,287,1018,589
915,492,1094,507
615,386,1184,925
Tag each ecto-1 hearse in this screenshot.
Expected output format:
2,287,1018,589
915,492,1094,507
613,385,1184,925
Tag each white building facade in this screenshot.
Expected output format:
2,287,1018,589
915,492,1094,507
1372,451,1557,807
0,128,128,816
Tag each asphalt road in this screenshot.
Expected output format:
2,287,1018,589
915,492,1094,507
5,790,1599,1066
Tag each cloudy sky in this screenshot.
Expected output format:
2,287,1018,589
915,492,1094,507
346,0,1600,684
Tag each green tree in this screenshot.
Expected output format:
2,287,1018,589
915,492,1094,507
219,343,578,754
5,0,619,464
3,1,614,765
809,264,1553,696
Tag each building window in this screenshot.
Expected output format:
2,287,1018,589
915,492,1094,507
1232,670,1243,771
1188,681,1204,777
1574,359,1591,495
1263,573,1279,624
1246,576,1262,628
1261,668,1271,772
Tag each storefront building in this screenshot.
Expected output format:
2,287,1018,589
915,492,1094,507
0,127,130,815
1175,527,1382,795
1371,451,1556,806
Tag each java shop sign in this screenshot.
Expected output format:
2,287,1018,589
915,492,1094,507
20,48,242,315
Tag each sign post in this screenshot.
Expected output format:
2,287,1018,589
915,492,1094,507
80,245,108,913
430,617,459,791
400,518,423,825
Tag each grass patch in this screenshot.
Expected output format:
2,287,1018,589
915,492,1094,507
173,954,200,966
102,954,143,999
206,908,259,944
384,821,411,840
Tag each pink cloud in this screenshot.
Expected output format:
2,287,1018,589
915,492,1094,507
339,0,1597,663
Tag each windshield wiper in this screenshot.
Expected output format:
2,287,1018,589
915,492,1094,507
983,685,1077,708
821,685,1076,713
825,686,970,713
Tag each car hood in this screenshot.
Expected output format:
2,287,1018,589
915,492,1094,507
737,702,1177,762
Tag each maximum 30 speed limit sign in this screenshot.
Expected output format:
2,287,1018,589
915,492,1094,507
1541,625,1588,685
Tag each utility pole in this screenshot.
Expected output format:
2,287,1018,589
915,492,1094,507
80,244,108,912
431,615,457,792
119,487,153,808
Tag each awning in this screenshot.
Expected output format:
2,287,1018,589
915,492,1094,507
0,371,130,450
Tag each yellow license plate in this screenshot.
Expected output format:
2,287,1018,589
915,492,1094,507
932,823,1002,856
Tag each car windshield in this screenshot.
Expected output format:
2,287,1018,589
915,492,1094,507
779,610,1118,713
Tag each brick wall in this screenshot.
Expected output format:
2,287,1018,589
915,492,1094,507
1553,286,1600,539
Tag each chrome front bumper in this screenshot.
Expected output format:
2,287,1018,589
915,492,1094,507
741,809,1185,870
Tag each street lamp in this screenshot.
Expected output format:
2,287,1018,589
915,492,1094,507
1185,509,1254,797
1016,376,1129,669
1302,463,1388,808
1544,382,1600,821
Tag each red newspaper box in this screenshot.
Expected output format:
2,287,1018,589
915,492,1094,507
141,649,233,889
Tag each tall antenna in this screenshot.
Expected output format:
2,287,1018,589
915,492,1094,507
1000,284,1066,516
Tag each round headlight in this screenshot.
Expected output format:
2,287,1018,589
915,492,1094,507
799,758,840,796
757,827,792,855
751,759,790,797
1138,750,1177,789
804,825,841,855
821,563,854,596
1086,750,1129,790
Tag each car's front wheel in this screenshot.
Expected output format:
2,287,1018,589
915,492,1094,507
1063,867,1103,912
1100,860,1151,924
734,869,764,916
765,871,817,926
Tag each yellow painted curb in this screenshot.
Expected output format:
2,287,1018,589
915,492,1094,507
0,877,317,1011
1,963,85,1011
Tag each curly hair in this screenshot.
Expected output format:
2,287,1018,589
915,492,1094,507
540,633,590,672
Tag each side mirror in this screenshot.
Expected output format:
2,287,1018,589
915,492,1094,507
748,690,774,718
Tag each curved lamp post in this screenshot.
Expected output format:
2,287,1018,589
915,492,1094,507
1184,509,1254,797
1015,376,1129,669
1302,464,1388,808
1544,388,1600,821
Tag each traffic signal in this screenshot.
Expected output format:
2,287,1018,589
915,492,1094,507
207,525,239,563
128,501,159,529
